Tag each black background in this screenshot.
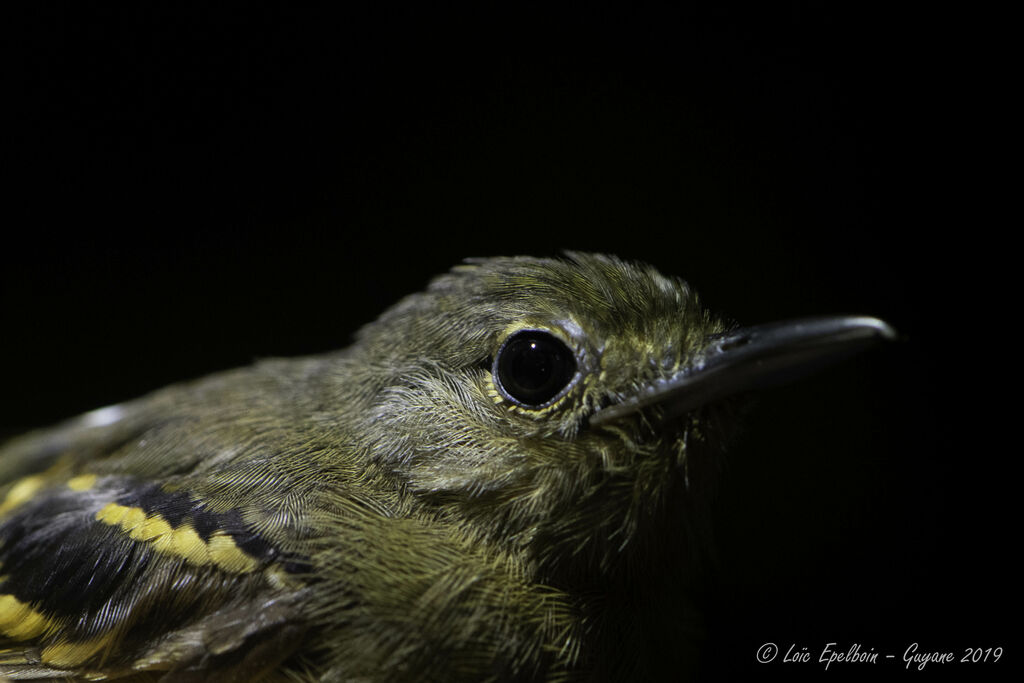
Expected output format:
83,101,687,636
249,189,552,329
5,4,1010,681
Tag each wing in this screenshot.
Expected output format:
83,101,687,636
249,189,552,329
0,371,320,681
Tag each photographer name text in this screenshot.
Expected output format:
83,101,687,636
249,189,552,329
755,642,1003,671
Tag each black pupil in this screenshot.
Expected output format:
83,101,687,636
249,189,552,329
495,332,576,407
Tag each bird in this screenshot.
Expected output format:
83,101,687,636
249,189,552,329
0,253,893,681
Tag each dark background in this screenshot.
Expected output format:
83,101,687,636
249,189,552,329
5,4,1009,681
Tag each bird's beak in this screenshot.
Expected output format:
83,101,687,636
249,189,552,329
590,315,896,426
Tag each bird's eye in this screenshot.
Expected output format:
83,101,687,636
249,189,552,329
493,330,578,408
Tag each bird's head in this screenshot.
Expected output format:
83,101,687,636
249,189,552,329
339,253,892,580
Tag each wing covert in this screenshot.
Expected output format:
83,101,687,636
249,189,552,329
0,469,309,680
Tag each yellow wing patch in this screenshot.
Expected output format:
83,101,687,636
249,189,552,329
0,476,46,516
40,633,117,669
67,473,98,491
0,596,114,670
95,503,259,574
0,594,60,641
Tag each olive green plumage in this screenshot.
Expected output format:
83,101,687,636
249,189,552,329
0,253,739,681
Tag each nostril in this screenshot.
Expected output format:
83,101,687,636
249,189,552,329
717,334,751,352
